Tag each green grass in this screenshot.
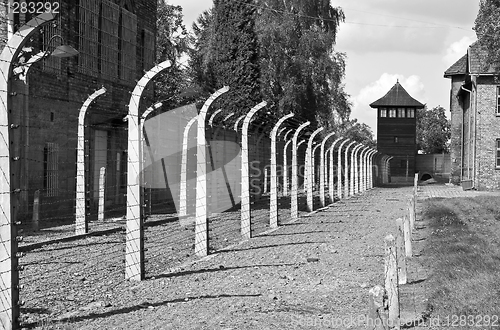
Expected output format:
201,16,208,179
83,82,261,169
423,197,500,327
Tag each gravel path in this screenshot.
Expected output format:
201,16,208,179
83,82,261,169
20,187,418,329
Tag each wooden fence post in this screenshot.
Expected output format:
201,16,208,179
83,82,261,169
384,234,400,330
395,218,407,285
403,215,412,258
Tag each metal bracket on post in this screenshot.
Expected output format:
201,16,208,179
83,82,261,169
291,122,310,220
270,113,294,228
306,128,323,212
0,12,57,330
194,86,230,257
76,86,107,235
241,101,267,239
125,60,171,281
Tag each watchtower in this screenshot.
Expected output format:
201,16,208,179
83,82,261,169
370,81,424,182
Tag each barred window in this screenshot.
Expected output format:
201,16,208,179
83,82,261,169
120,8,137,83
380,108,387,117
143,28,155,72
78,0,99,76
43,142,59,197
496,139,500,168
42,3,62,74
100,0,120,79
497,86,500,115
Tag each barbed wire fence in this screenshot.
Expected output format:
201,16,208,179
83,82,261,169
0,12,394,330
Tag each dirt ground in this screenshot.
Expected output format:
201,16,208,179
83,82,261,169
19,185,424,330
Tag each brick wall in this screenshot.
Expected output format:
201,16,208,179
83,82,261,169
475,79,500,190
448,76,465,184
2,0,158,220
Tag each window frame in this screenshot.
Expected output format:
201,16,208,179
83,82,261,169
389,108,396,118
496,86,500,116
380,108,387,118
496,139,500,169
408,108,415,118
397,108,405,118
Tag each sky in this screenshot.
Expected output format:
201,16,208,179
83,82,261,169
167,0,479,136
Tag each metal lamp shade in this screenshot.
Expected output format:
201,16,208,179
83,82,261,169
51,45,79,58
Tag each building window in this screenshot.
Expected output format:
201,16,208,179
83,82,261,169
120,8,137,83
380,108,387,117
78,0,99,76
408,108,415,118
497,86,500,115
496,139,500,169
389,108,396,118
394,136,399,143
143,28,155,72
43,143,59,197
100,0,120,79
397,108,405,118
42,2,62,74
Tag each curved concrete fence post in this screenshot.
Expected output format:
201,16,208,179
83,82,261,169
194,86,230,257
179,116,198,218
291,122,311,219
327,138,344,203
0,12,57,327
76,86,107,235
319,132,335,207
270,113,294,228
126,61,172,280
241,101,267,239
282,129,294,196
336,139,350,199
306,127,324,212
351,145,362,196
344,141,356,198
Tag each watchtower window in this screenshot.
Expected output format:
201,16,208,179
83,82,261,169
408,108,415,118
397,108,405,118
380,108,387,117
389,108,396,118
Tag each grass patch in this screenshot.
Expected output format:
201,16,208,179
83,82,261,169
423,198,500,326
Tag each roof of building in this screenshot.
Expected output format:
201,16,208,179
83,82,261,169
444,41,499,77
369,81,425,108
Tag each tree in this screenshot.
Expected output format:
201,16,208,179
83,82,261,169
474,0,500,67
189,0,261,116
155,1,192,108
341,119,376,148
255,0,349,128
416,106,451,154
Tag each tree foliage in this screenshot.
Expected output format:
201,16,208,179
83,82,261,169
474,0,500,67
188,0,350,125
189,0,261,115
154,1,192,107
255,0,349,127
416,106,451,154
340,119,376,148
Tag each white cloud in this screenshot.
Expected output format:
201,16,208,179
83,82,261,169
443,36,475,67
349,73,426,137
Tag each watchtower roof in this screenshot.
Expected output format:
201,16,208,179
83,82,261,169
369,81,424,108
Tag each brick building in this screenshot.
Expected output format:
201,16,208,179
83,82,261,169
2,0,157,220
370,81,424,182
444,41,500,190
